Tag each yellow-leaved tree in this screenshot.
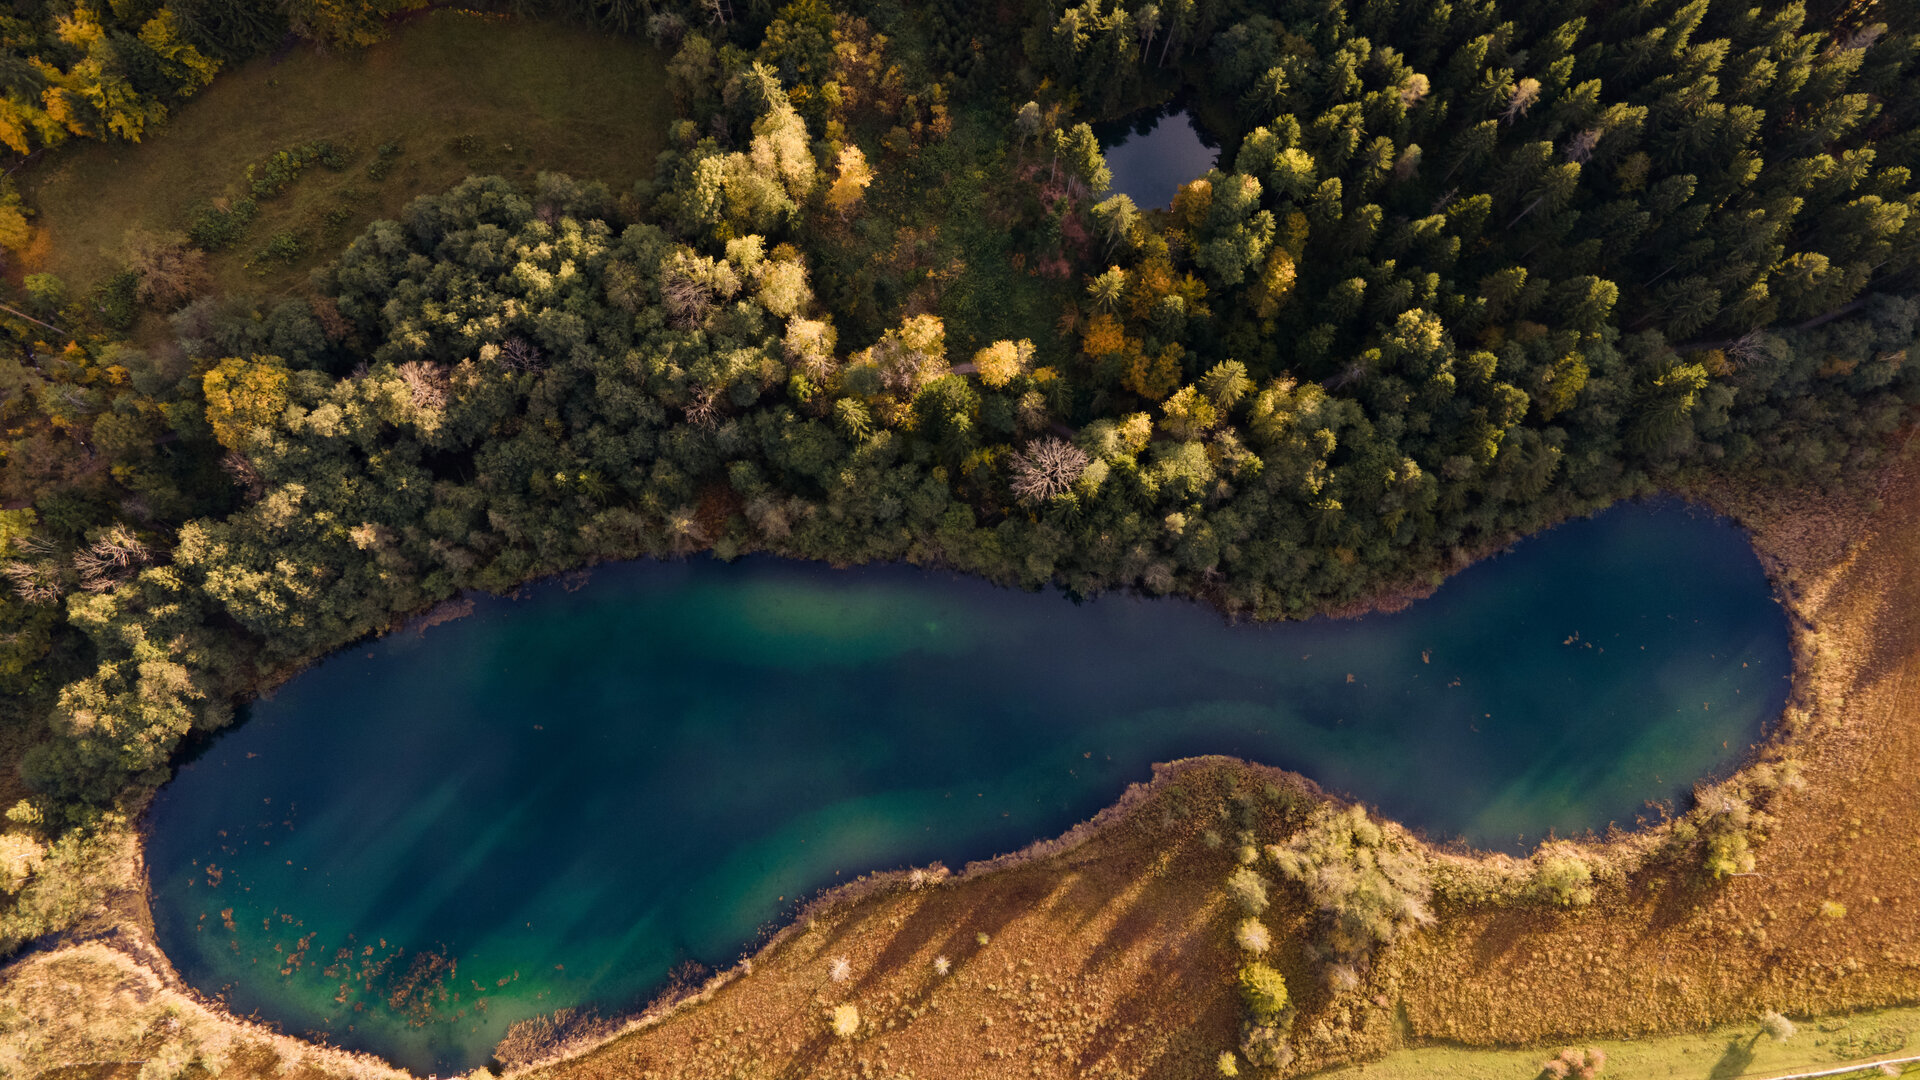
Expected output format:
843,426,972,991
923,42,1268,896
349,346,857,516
825,144,874,217
971,339,1034,388
201,357,290,451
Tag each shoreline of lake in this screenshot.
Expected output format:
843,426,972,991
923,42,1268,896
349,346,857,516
128,491,1795,1072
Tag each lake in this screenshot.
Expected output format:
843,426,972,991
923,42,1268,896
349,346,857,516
1096,106,1219,209
145,501,1790,1071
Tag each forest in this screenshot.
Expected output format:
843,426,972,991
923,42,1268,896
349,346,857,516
0,0,1915,951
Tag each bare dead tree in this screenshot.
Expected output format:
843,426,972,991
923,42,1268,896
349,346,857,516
1009,437,1091,504
222,451,266,499
683,385,721,429
498,337,547,373
397,360,450,410
1565,128,1601,163
662,270,716,329
2,559,62,604
1502,78,1542,123
71,525,150,592
1727,329,1767,367
1323,362,1369,390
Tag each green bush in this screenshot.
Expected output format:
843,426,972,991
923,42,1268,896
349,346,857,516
318,201,358,239
249,231,306,269
246,140,348,200
366,141,404,181
92,271,139,330
22,274,65,313
187,199,258,251
1236,962,1289,1021
1531,853,1595,907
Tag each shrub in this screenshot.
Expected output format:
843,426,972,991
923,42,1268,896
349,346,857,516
93,271,139,330
319,202,357,238
1704,826,1755,878
1236,962,1289,1021
829,1002,860,1038
246,140,348,200
1819,899,1846,919
1269,805,1432,961
137,1034,198,1080
120,231,207,310
366,141,404,181
1542,1047,1606,1079
1693,793,1769,879
248,231,306,269
0,831,45,893
1226,866,1270,914
187,199,258,251
1240,1024,1294,1069
1234,917,1271,954
22,274,64,313
1531,851,1595,907
0,179,30,253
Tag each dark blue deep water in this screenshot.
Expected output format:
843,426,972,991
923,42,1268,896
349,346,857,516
1097,107,1219,208
146,501,1789,1071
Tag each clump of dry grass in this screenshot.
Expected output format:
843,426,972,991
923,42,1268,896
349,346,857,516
495,1007,620,1070
829,1002,860,1038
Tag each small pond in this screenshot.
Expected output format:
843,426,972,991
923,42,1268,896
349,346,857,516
1095,104,1220,209
146,501,1789,1071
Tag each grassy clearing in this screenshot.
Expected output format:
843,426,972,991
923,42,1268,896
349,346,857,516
1309,1006,1920,1080
16,10,667,300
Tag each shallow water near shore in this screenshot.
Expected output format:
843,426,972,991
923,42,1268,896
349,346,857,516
145,501,1789,1071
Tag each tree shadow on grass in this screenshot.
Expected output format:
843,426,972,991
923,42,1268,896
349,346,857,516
1707,1034,1759,1079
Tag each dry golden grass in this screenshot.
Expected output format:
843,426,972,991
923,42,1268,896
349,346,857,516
527,760,1263,1080
0,942,407,1080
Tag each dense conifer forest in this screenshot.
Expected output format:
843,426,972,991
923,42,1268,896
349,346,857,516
0,0,1915,952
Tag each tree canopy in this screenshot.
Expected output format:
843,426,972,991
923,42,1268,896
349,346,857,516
0,0,1915,843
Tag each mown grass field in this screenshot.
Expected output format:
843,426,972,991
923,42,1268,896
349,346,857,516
1310,1007,1920,1079
16,9,667,300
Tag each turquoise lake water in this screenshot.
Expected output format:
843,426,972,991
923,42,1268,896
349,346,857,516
145,501,1790,1071
1096,107,1219,208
